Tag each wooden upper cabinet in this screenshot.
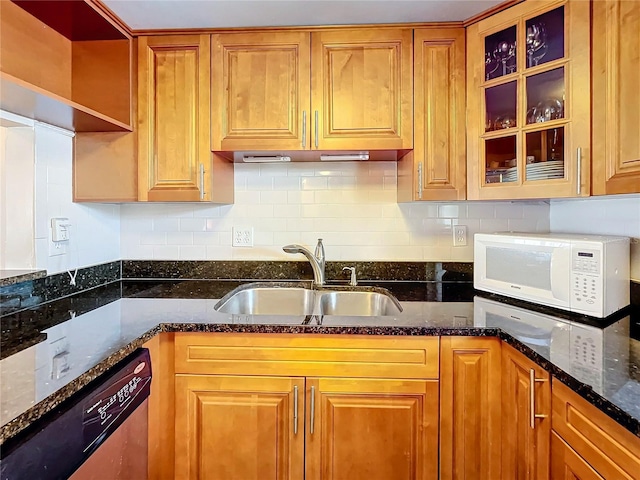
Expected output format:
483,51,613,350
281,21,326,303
398,27,465,202
591,0,640,195
466,0,591,200
210,28,412,152
439,337,502,480
502,343,551,480
305,377,439,480
175,374,305,480
138,35,233,202
311,28,413,150
211,32,311,151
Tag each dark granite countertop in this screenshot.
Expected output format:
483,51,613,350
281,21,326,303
1,279,639,448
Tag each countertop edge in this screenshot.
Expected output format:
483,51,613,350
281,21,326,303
0,269,47,287
2,322,639,447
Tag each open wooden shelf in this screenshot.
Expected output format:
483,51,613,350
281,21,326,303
0,0,132,132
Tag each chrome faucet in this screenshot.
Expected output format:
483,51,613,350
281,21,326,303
283,238,325,286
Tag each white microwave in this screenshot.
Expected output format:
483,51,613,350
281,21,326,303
474,233,630,317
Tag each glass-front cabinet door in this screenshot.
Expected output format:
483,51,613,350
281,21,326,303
466,0,590,200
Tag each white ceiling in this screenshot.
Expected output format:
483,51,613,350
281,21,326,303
101,0,506,30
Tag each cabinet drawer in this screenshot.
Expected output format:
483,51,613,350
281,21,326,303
175,333,439,379
552,379,640,479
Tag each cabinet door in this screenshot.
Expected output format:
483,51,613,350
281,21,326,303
551,379,640,479
138,35,212,202
311,29,413,150
592,0,640,195
175,375,305,480
466,0,590,200
550,432,604,480
211,32,311,151
305,377,438,480
400,27,465,202
439,337,501,480
502,344,551,480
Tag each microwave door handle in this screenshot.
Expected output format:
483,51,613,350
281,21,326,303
550,247,570,302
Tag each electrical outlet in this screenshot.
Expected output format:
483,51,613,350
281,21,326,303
453,225,467,247
232,226,254,247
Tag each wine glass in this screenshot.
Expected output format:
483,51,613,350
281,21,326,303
494,41,516,76
526,23,548,67
485,52,498,80
506,41,517,73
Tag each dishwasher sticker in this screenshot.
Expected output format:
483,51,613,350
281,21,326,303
81,350,151,454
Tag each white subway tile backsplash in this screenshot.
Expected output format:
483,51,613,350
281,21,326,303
118,161,552,262
153,218,179,232
193,232,219,245
179,245,206,260
301,177,328,190
140,231,166,245
167,232,193,245
153,245,179,259
180,218,207,232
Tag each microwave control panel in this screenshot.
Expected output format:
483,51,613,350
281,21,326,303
571,248,602,309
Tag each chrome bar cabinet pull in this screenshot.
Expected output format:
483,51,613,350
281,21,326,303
302,111,307,148
293,385,299,435
310,385,316,434
199,163,205,200
529,368,548,429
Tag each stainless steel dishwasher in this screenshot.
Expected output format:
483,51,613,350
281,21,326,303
1,348,152,480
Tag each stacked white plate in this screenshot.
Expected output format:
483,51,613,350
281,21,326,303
500,166,517,182
526,160,564,180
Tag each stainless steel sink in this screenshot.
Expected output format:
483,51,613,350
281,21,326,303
214,285,316,315
214,283,403,317
317,290,402,316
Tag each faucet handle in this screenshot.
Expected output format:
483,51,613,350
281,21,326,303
342,266,357,286
315,238,325,261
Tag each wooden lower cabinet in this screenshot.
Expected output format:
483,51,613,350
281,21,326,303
551,432,604,480
551,379,640,479
174,375,305,480
305,377,439,480
439,337,502,480
501,344,551,480
174,374,437,480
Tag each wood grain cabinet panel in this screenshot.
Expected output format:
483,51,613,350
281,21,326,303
138,35,210,202
551,432,604,480
305,377,439,480
592,0,640,195
502,343,551,480
551,379,640,479
211,28,412,152
398,27,465,202
211,32,311,151
175,375,305,480
311,28,413,150
439,337,501,480
174,333,439,379
138,35,233,203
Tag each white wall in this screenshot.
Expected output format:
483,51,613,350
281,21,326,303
32,124,121,274
550,195,640,281
0,123,35,269
121,162,551,261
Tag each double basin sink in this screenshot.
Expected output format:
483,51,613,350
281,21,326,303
214,282,403,317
